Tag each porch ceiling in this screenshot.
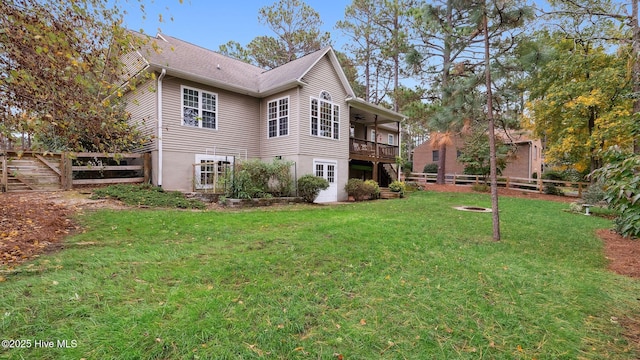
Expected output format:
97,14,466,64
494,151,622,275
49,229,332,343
346,97,405,125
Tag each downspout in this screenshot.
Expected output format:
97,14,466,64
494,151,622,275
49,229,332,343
157,68,167,187
398,119,402,181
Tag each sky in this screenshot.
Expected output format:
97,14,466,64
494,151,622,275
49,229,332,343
121,0,353,53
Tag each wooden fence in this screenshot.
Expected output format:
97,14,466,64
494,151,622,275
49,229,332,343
0,151,151,192
404,172,588,197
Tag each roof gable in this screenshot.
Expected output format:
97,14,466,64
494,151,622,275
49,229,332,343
134,31,355,98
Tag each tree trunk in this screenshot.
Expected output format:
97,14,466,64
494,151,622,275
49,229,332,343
633,0,640,153
435,0,453,185
484,8,501,241
436,143,447,184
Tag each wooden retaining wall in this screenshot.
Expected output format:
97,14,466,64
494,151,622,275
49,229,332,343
0,151,151,192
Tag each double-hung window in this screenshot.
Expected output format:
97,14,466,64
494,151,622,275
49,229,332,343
267,97,289,138
182,86,217,129
311,91,339,140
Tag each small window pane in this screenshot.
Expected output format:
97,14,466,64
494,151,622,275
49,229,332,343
183,108,199,127
183,88,198,108
201,111,216,129
327,164,335,183
268,119,277,138
202,92,216,111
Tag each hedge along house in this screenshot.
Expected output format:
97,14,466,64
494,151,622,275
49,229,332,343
120,32,405,202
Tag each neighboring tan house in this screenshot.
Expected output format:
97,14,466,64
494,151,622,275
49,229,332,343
412,130,544,179
120,32,404,202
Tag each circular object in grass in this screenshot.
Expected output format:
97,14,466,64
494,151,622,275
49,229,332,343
453,206,492,213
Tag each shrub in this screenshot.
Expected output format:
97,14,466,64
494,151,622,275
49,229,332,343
582,181,607,205
541,170,563,181
389,180,406,193
543,183,564,196
345,179,380,201
423,163,439,173
402,161,413,174
364,180,380,199
227,159,294,199
561,168,586,182
297,174,329,203
91,184,206,209
471,183,490,193
345,179,367,201
592,148,640,238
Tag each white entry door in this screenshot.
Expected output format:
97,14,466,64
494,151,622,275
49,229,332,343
313,159,337,203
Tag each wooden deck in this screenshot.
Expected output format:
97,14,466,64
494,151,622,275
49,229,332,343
349,138,398,163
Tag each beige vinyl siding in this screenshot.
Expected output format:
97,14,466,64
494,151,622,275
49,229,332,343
372,124,400,145
125,78,157,153
160,78,261,157
298,56,349,160
260,90,299,158
295,155,349,201
118,50,148,85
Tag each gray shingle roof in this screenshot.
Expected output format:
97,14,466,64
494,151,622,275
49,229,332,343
135,32,346,98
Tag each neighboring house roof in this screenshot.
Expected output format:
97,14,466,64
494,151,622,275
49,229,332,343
131,31,356,99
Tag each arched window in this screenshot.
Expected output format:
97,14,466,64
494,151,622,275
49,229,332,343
311,91,339,139
320,91,332,101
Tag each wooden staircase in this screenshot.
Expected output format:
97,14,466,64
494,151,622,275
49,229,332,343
382,163,398,182
1,153,62,192
379,187,401,199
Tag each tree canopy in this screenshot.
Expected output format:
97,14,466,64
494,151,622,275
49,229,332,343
0,0,151,152
523,33,634,173
219,0,331,69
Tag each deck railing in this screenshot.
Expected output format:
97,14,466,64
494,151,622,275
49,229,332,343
349,138,398,161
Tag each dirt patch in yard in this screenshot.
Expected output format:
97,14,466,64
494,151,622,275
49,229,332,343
0,191,125,270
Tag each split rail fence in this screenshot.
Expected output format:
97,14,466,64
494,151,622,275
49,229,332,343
405,172,588,197
1,151,151,192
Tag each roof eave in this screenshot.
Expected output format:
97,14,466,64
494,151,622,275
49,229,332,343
259,79,307,97
149,64,262,97
346,97,406,123
149,64,307,98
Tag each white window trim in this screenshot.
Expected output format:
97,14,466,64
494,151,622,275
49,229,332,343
194,154,233,190
267,96,290,138
370,129,376,142
310,95,340,140
388,134,394,145
181,85,218,130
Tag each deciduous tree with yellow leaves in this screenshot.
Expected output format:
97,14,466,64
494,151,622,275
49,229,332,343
0,0,151,152
523,33,635,174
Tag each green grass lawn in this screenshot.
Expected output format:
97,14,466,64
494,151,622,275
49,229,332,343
1,191,639,359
